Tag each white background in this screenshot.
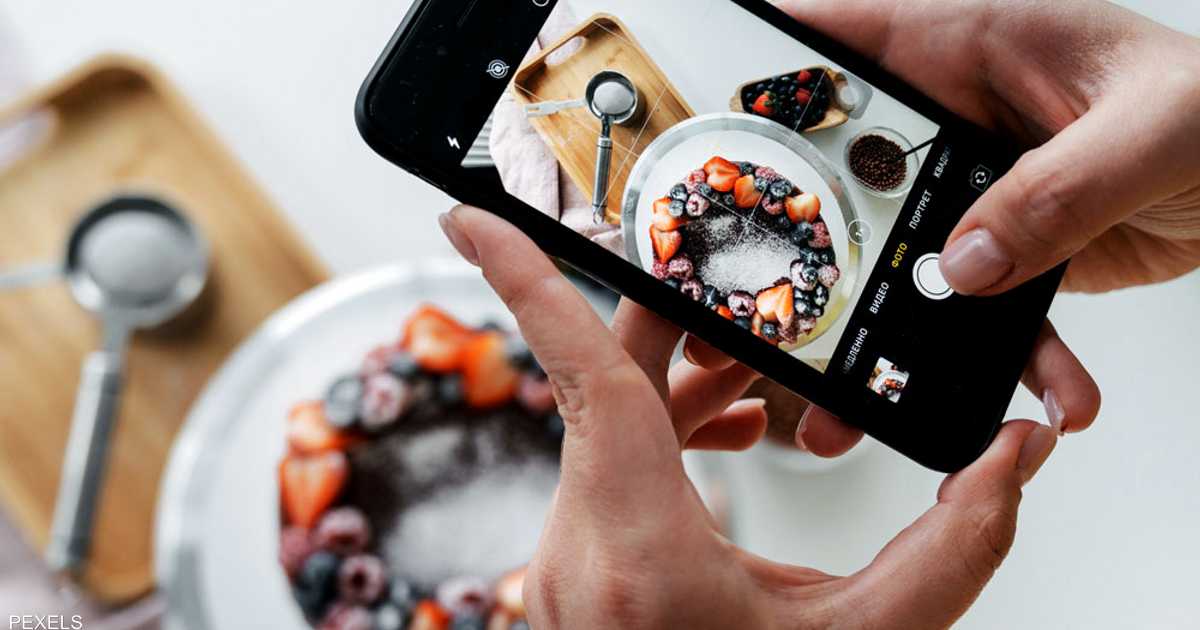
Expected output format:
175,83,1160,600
3,1,1198,628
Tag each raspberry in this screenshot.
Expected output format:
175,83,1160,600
314,507,371,555
754,166,781,182
818,264,840,288
361,344,398,376
280,526,316,579
796,316,818,335
791,261,818,292
319,603,373,630
686,169,708,187
777,319,799,344
667,255,694,279
727,291,756,318
685,193,710,217
436,576,494,618
680,279,704,301
808,221,832,249
338,554,387,605
517,374,556,415
651,260,670,280
762,197,785,215
360,373,412,430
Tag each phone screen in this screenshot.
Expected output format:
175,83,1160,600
458,0,957,406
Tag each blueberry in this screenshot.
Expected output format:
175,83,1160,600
754,82,767,92
761,322,779,341
295,551,340,618
387,351,421,379
775,214,794,232
789,229,808,246
546,412,565,442
324,375,364,428
800,265,819,285
817,248,835,265
374,604,409,630
389,577,417,611
451,615,487,630
697,183,716,200
722,193,736,207
665,277,682,290
437,374,464,405
701,285,721,309
814,285,829,306
668,199,686,218
794,298,813,317
754,176,770,192
811,306,825,318
796,247,819,266
739,162,756,176
769,180,792,199
670,183,689,202
734,317,752,330
292,583,330,621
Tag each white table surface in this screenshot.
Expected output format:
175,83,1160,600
3,2,1198,629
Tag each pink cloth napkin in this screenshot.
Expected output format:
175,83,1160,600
489,2,625,255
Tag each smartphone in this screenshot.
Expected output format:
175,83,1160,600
355,0,1063,472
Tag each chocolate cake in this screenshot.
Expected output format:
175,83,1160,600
648,156,841,347
278,305,559,630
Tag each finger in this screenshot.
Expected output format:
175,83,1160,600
611,298,683,401
837,420,1056,629
684,399,768,451
439,206,682,496
1020,320,1102,434
683,335,737,371
668,360,761,444
794,405,864,458
940,101,1175,295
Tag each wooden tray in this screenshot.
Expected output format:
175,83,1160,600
512,13,695,225
730,65,851,133
0,55,328,603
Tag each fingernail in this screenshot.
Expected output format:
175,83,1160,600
1017,425,1057,486
794,405,814,451
731,397,767,413
940,228,1012,295
438,211,479,266
1042,388,1067,435
682,341,698,366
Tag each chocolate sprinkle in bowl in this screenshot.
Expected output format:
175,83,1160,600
844,126,920,199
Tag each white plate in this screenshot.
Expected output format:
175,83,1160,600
154,262,615,629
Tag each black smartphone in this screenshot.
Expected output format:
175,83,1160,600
355,0,1063,472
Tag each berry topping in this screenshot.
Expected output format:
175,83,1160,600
517,373,556,415
791,261,819,292
808,221,832,248
281,451,348,528
786,192,821,223
755,282,796,330
280,526,317,579
437,374,465,406
669,183,689,202
768,180,793,200
797,316,818,335
409,601,452,630
716,305,734,320
669,199,686,217
727,290,757,318
295,551,341,619
754,166,781,182
649,226,683,262
652,197,687,231
338,554,387,605
665,277,681,290
762,196,785,216
401,305,473,373
818,264,841,288
651,260,670,280
386,351,421,380
738,161,757,176
461,331,521,409
701,284,722,309
373,604,409,630
734,316,752,330
287,401,358,455
685,193,711,217
319,603,373,630
360,373,412,430
813,284,830,307
450,615,486,630
314,506,371,556
437,576,494,618
361,344,400,376
667,254,694,279
703,157,741,193
680,278,704,301
761,322,779,342
751,92,775,116
796,69,813,84
794,87,812,106
686,168,708,188
733,174,760,209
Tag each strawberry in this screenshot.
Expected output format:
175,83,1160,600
716,305,734,320
755,283,795,330
786,192,822,223
495,567,527,617
401,305,472,373
287,401,358,455
409,601,452,630
796,69,813,84
652,197,686,231
650,226,683,262
461,331,521,408
704,156,741,193
794,87,812,106
751,312,765,338
280,451,348,528
752,92,775,116
733,175,760,209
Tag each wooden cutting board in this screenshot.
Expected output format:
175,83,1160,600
512,13,695,225
0,55,328,603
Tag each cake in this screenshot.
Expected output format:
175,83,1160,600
648,155,841,348
278,305,562,630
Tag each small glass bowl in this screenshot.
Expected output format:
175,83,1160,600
843,126,920,199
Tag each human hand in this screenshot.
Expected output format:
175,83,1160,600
439,204,1059,630
779,0,1200,295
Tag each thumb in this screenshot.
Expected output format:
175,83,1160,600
841,420,1057,629
438,206,684,502
940,99,1170,295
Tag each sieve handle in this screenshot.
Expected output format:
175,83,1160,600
592,131,613,225
0,261,61,291
46,331,127,575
